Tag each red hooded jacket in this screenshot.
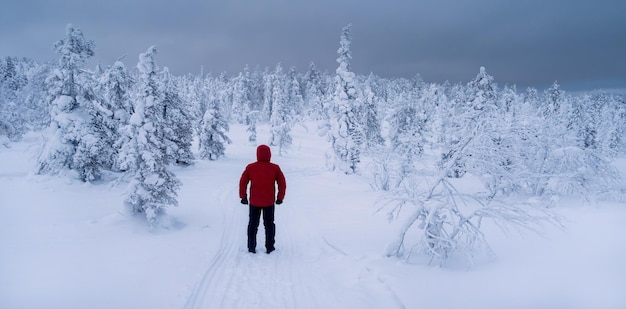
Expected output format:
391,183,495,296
239,145,286,207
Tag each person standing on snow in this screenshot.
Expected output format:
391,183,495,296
239,144,286,254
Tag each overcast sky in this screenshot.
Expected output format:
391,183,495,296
1,0,625,92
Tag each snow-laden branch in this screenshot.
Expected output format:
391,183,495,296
384,121,566,267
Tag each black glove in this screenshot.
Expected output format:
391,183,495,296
241,197,248,205
275,199,283,205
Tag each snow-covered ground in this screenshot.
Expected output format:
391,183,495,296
1,123,625,309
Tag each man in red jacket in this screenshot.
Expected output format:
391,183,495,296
239,144,286,254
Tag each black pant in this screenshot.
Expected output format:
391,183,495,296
247,205,275,251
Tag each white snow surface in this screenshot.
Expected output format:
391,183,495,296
1,123,626,309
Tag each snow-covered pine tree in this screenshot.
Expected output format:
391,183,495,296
160,67,194,165
182,73,211,136
524,87,540,110
246,110,258,144
539,82,576,150
529,82,576,196
464,67,499,118
458,67,531,196
0,59,14,143
198,77,231,160
247,66,266,112
288,66,304,117
327,24,364,174
230,66,259,142
535,88,621,201
387,89,427,164
231,66,253,124
18,60,51,133
424,82,450,146
597,94,626,156
95,60,133,171
437,67,499,179
36,25,104,182
361,73,385,150
118,46,181,225
544,81,565,116
213,72,233,122
262,67,274,122
381,81,439,189
570,93,605,151
0,57,29,141
268,64,293,155
499,84,518,116
303,62,325,119
0,57,21,102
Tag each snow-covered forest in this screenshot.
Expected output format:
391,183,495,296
2,24,626,307
2,24,626,263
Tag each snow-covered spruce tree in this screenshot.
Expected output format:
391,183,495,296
361,73,385,150
160,67,194,165
569,93,612,152
370,80,446,191
596,94,626,157
231,66,253,124
462,67,521,196
231,66,259,142
261,67,275,122
539,82,577,150
459,68,554,198
246,110,259,144
516,84,561,196
434,84,467,178
380,82,439,189
0,57,27,103
426,81,451,147
18,60,51,133
0,57,16,100
302,62,326,120
95,60,133,171
251,66,267,110
437,67,501,179
288,66,305,118
0,58,14,144
532,88,621,202
499,87,548,195
0,57,30,142
543,81,565,117
268,64,294,155
36,25,104,182
198,78,231,160
118,46,181,225
181,73,211,136
326,24,364,174
388,86,429,161
212,72,233,122
529,82,616,197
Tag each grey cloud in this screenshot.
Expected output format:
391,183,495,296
1,0,625,91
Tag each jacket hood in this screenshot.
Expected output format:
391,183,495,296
256,144,271,162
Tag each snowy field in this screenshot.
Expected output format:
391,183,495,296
1,123,626,309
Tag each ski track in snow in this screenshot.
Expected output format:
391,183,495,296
182,132,403,309
180,182,391,309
